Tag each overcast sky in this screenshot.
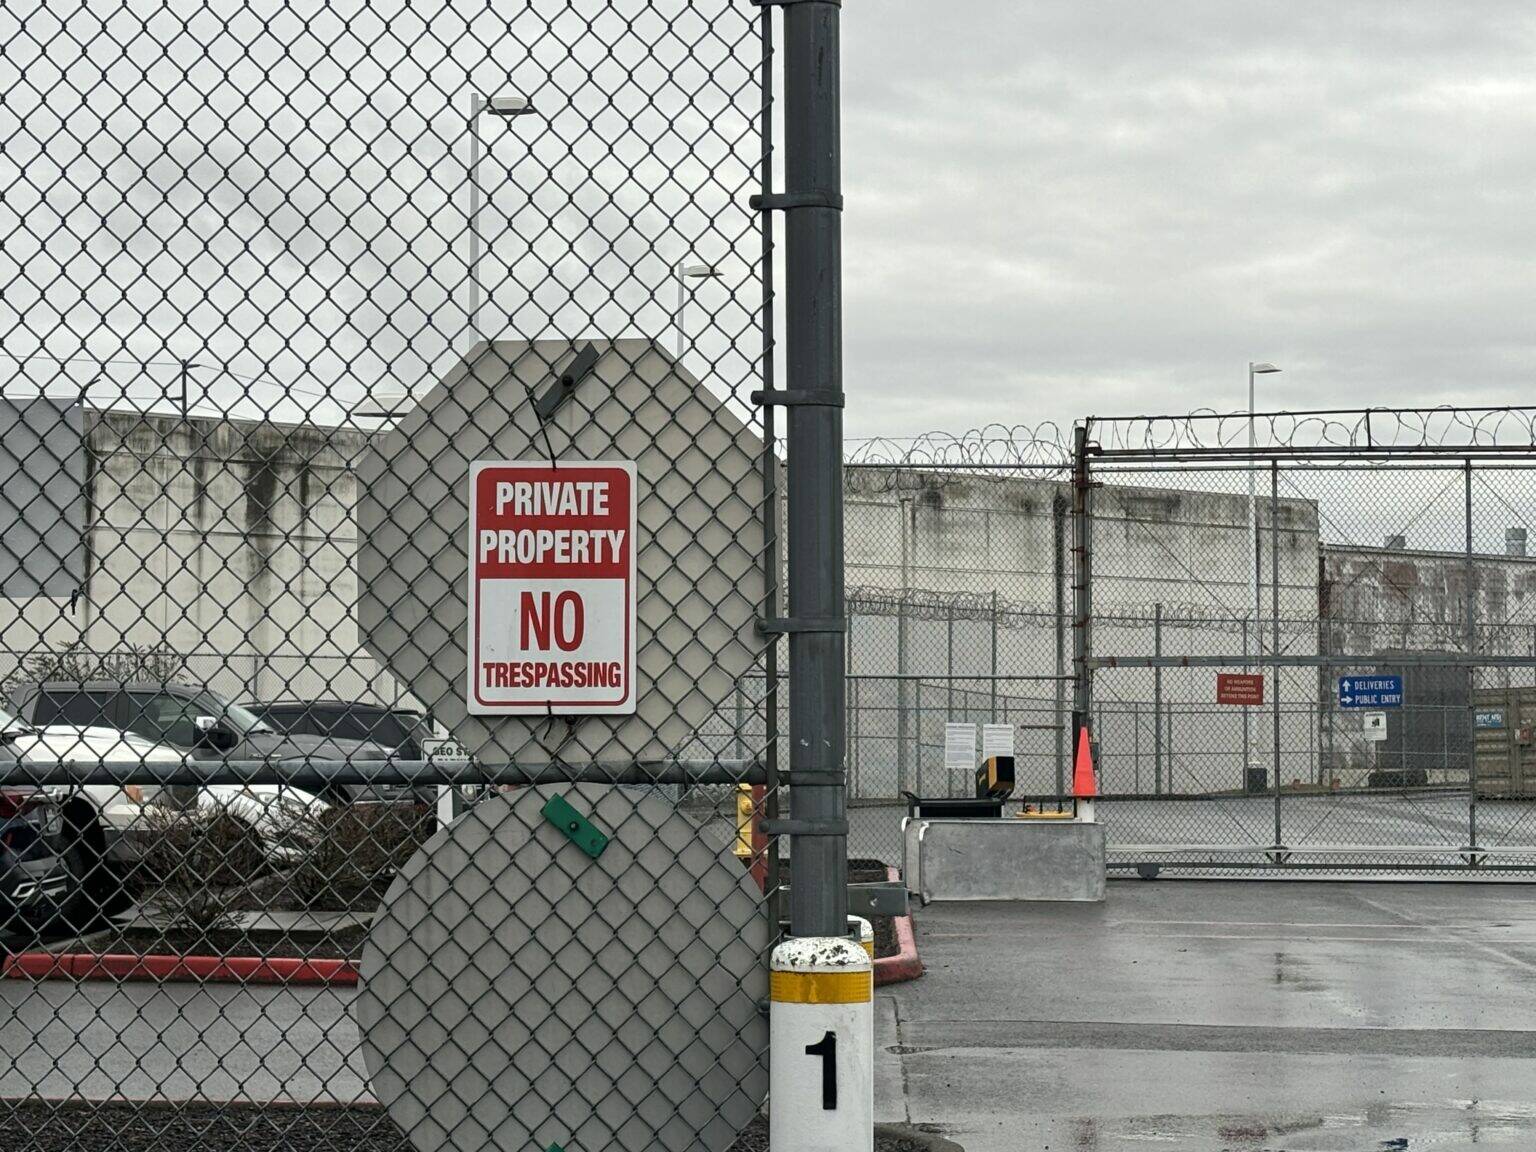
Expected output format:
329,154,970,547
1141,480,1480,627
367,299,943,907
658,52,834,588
839,2,1536,441
4,1,1534,445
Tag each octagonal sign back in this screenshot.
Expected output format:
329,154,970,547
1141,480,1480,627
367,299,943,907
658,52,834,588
357,338,767,765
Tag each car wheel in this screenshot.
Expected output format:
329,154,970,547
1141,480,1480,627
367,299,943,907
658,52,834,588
58,803,130,929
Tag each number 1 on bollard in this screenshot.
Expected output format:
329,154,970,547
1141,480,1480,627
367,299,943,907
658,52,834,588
805,1030,837,1109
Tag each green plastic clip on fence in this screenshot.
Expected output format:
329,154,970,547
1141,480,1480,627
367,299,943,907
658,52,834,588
541,794,609,860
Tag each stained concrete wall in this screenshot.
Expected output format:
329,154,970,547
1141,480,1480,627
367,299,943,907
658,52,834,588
0,408,397,708
842,466,1322,796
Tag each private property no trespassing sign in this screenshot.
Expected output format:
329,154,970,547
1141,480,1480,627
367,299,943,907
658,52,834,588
467,460,636,714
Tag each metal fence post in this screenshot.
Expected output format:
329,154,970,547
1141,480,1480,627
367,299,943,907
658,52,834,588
946,604,955,753
896,498,910,795
760,12,783,940
1466,458,1478,850
782,0,846,941
990,589,999,721
915,678,924,796
1271,460,1283,848
1241,617,1250,784
1165,699,1174,790
1071,424,1094,739
1054,489,1068,795
1133,701,1140,791
1154,602,1163,795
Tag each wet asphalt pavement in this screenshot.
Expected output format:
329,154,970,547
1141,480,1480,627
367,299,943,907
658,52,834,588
877,881,1536,1151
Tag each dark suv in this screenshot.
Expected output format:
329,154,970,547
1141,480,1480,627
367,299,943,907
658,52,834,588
8,681,412,805
248,700,437,762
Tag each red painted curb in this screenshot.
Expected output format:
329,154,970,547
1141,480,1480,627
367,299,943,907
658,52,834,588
2,951,359,986
873,865,923,986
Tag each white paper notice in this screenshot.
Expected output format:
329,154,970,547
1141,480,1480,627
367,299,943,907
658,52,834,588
944,723,978,774
982,723,1015,760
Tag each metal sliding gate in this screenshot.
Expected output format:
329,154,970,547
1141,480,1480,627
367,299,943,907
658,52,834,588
1076,408,1536,877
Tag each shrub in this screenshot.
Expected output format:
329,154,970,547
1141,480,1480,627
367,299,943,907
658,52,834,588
3,640,185,695
291,804,432,911
139,803,268,937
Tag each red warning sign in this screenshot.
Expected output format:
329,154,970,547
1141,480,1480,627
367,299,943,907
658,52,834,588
1216,673,1264,706
467,460,636,714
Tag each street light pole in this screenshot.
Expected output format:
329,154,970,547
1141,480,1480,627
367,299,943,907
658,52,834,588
674,260,723,358
466,92,534,342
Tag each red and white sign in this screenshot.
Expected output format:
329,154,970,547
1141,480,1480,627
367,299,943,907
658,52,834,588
467,460,636,714
1216,673,1264,706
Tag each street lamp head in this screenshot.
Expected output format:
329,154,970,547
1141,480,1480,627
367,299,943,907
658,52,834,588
682,263,723,279
486,94,534,116
1250,362,1281,374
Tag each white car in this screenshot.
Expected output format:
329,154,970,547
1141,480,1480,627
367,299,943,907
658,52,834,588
2,717,329,877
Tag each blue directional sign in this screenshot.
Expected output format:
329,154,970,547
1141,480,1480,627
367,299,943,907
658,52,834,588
1337,675,1403,709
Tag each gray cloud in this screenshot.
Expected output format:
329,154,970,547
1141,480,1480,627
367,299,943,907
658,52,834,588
840,1,1536,439
4,1,1533,441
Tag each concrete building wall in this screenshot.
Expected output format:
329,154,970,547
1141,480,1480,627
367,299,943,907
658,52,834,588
842,466,1322,796
0,408,401,709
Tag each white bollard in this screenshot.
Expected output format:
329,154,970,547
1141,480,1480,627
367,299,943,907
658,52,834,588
1077,796,1096,824
850,916,874,959
770,936,873,1152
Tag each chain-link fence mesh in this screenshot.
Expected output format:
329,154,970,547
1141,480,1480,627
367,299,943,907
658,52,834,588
1,1,786,1148
840,416,1536,876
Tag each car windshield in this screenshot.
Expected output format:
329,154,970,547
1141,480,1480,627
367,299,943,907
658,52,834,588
194,692,272,736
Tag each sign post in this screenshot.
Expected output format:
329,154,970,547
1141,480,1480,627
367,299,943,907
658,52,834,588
466,460,637,715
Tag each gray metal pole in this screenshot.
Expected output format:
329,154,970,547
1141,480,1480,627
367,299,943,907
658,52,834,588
1153,602,1163,795
1054,490,1067,795
946,606,954,724
1241,618,1250,785
896,498,910,794
1133,701,1140,792
1271,461,1283,847
466,91,484,341
845,610,854,793
1071,424,1093,734
915,678,923,796
1466,459,1478,849
783,0,846,940
990,589,999,721
675,259,686,358
1165,699,1174,789
758,11,782,941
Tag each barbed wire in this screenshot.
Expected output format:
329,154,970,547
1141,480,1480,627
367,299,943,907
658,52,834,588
1091,406,1536,455
844,423,1073,476
844,409,1536,476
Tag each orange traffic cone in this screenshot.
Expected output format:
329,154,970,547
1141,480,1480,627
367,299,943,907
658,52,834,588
1072,726,1097,798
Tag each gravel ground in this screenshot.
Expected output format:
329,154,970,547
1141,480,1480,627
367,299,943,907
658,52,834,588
2,1103,959,1151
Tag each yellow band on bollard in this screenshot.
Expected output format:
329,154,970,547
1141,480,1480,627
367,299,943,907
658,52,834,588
770,969,873,1005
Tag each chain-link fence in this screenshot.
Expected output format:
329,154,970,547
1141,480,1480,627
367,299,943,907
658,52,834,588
1079,409,1536,877
0,0,821,1148
838,416,1536,877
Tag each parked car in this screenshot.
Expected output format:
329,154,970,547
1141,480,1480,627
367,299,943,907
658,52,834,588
9,680,410,805
247,700,438,761
248,699,459,805
0,707,331,915
0,778,76,941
